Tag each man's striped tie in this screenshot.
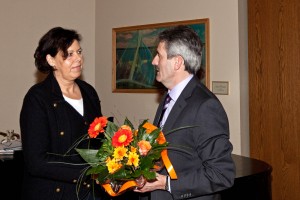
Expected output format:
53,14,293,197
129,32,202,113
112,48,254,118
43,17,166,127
158,94,171,128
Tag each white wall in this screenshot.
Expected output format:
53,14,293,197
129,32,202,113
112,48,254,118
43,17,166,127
95,0,248,155
0,0,95,138
0,0,248,156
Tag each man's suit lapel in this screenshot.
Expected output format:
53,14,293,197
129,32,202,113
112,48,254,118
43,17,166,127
162,77,198,135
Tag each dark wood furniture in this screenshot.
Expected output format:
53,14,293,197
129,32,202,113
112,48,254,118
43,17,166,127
0,150,24,200
220,154,272,200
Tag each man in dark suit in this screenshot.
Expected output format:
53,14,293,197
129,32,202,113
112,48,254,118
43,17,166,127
135,25,235,200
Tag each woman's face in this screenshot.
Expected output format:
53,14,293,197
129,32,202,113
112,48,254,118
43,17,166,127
49,40,83,81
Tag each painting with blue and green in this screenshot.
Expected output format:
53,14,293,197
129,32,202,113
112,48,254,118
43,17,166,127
115,23,206,90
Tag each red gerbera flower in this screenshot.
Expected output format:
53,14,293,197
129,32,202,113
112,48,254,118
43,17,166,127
88,116,108,138
112,127,133,147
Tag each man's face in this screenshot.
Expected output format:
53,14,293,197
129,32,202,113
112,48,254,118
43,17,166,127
152,42,176,88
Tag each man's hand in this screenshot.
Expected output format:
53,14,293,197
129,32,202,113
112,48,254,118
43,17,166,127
134,173,167,193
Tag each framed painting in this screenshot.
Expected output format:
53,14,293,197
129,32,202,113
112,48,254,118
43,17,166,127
112,18,210,93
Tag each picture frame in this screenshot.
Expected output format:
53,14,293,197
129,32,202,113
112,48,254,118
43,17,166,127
112,18,210,93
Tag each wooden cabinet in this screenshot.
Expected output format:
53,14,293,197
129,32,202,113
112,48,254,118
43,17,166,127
248,0,300,199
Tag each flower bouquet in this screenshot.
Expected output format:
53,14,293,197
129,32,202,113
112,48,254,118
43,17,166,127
75,116,177,196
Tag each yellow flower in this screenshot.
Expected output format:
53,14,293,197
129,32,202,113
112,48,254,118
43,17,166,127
106,158,122,174
130,146,137,153
127,151,139,167
113,146,128,160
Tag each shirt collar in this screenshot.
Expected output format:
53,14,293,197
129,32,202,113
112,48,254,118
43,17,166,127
168,74,194,102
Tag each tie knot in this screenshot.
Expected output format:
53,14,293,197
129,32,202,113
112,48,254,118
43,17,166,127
163,94,171,109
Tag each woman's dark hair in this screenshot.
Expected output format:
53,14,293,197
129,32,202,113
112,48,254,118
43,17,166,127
34,27,82,74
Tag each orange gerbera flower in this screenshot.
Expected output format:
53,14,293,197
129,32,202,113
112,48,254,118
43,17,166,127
143,122,157,133
88,116,108,138
138,140,152,156
120,125,131,131
112,128,133,147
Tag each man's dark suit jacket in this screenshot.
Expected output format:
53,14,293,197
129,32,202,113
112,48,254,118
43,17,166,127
147,76,235,200
20,73,105,200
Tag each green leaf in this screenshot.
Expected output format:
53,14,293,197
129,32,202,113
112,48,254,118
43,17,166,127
146,129,161,143
143,170,156,180
138,119,148,128
75,148,100,165
139,156,154,169
131,169,143,178
96,141,114,159
164,125,199,136
137,127,147,141
86,165,106,175
110,167,133,180
87,167,109,183
124,117,135,130
105,121,118,138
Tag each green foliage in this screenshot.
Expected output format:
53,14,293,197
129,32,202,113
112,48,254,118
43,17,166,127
75,148,101,166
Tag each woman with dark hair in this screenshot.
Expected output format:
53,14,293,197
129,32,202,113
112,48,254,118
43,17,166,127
20,27,106,200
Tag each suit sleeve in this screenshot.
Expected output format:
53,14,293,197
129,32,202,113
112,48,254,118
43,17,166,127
170,98,236,199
